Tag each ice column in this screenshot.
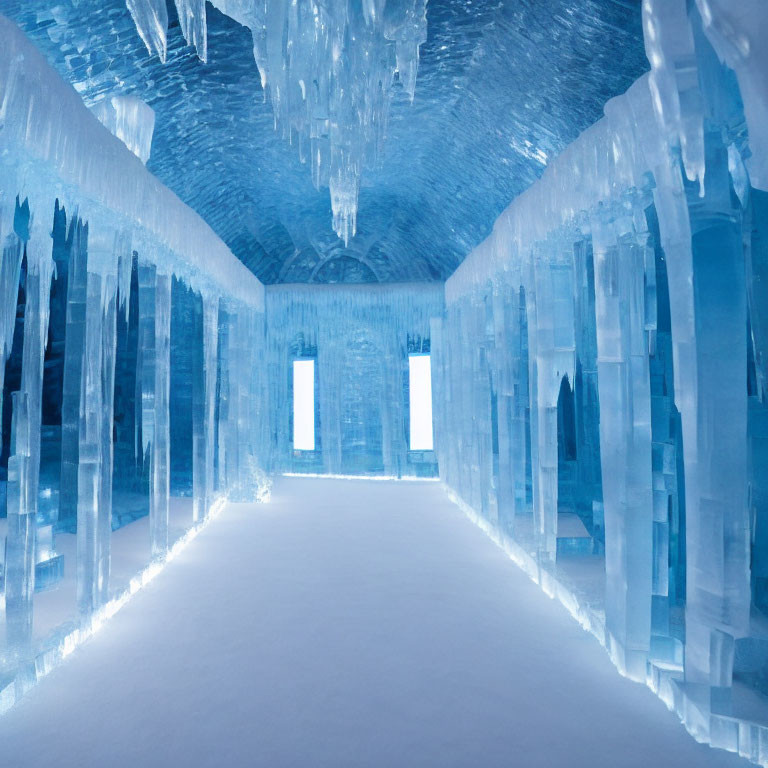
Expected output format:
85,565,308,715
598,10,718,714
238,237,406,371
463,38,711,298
152,272,171,557
192,295,218,522
0,204,24,461
6,201,55,648
59,219,88,529
591,201,655,680
644,0,751,691
5,392,34,649
137,260,171,558
76,225,119,616
527,243,576,563
492,274,530,535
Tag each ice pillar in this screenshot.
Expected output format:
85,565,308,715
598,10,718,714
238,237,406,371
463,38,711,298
5,204,55,648
76,226,119,617
152,272,171,557
591,203,654,679
137,260,171,557
60,219,88,528
192,294,218,522
527,243,576,563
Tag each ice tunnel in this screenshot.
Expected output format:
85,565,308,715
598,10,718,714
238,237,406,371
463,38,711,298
0,0,767,765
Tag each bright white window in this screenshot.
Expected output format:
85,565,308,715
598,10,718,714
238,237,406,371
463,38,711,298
409,354,434,451
293,359,315,450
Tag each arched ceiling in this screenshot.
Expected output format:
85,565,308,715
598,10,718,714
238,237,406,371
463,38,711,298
2,0,647,283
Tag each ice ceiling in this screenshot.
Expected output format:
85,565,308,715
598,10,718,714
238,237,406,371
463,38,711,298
2,0,647,283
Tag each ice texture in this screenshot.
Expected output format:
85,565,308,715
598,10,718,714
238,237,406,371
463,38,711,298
266,283,442,477
1,0,649,284
0,14,264,312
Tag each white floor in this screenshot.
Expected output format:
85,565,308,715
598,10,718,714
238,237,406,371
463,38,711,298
0,477,750,767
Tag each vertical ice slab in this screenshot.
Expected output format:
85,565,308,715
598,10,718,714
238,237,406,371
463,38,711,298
152,273,171,557
76,225,119,617
592,204,654,680
6,201,55,649
59,220,88,529
192,295,218,522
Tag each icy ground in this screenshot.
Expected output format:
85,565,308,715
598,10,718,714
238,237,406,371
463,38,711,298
0,477,749,767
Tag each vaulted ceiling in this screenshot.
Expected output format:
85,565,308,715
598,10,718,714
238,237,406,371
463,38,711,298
2,0,647,283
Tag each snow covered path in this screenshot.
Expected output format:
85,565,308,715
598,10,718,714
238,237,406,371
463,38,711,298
0,477,749,767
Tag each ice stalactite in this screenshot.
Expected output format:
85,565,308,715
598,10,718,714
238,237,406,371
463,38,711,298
174,0,208,62
236,0,429,243
125,0,427,243
126,0,168,63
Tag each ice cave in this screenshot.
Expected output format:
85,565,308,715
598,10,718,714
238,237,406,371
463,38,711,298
0,0,767,765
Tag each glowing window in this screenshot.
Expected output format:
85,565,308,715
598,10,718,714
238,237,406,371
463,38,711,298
409,354,434,451
293,359,315,451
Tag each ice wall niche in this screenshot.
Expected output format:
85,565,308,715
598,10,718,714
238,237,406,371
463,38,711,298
126,0,428,244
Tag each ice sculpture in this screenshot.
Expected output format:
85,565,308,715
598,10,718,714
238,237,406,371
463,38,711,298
125,0,428,244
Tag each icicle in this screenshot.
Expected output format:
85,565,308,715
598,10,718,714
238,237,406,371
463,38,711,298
126,0,168,63
206,0,428,240
174,0,208,62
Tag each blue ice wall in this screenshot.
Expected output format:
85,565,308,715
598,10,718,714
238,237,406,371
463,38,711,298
266,283,442,477
435,0,768,759
0,14,268,709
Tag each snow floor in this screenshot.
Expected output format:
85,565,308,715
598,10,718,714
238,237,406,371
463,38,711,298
0,476,751,767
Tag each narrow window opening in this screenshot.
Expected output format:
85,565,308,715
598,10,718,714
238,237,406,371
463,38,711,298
293,359,315,451
409,354,434,451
